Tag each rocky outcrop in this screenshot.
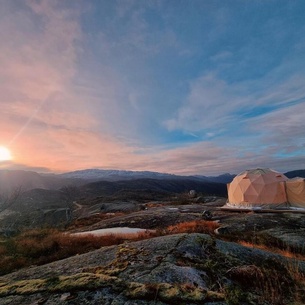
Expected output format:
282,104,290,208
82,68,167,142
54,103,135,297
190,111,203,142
0,233,304,305
215,211,305,254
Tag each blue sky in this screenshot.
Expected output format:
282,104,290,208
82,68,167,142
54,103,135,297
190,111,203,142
1,0,305,175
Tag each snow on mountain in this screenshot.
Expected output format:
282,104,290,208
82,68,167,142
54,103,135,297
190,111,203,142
58,169,177,181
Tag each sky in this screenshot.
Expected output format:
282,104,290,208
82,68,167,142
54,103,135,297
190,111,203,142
1,0,305,176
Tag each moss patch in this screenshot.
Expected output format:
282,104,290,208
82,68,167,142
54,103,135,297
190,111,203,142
0,278,46,296
83,244,149,276
126,282,224,302
0,273,123,296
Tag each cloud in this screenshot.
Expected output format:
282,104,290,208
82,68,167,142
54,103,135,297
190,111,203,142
0,0,80,98
164,73,249,135
250,102,305,149
0,160,51,173
210,51,232,62
1,1,305,176
0,0,83,141
165,56,305,137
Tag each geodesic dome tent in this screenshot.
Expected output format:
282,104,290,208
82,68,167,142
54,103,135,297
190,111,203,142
285,178,305,208
227,168,288,209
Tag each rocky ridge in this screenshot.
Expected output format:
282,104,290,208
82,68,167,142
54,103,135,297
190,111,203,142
1,198,305,304
0,233,304,305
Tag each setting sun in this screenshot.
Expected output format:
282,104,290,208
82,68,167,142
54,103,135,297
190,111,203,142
0,146,12,161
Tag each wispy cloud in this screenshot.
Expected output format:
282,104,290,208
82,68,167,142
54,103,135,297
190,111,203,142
0,0,83,142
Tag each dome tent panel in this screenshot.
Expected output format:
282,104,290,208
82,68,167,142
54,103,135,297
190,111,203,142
227,182,243,205
286,178,305,208
243,184,260,202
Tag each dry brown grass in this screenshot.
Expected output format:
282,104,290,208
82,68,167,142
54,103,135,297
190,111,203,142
145,202,164,208
0,220,219,276
227,263,293,305
0,228,160,275
238,241,305,261
166,220,219,234
236,240,305,303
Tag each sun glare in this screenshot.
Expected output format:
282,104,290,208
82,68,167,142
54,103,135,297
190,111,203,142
0,146,12,161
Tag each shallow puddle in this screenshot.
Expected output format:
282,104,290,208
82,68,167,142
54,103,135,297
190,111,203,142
72,227,154,237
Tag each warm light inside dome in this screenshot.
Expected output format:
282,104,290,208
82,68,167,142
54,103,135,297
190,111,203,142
0,146,12,161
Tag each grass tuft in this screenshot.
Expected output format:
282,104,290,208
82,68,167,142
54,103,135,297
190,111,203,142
166,220,219,234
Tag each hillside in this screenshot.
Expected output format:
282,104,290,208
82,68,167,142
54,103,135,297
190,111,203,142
8,177,226,211
80,178,227,199
0,170,83,192
0,176,226,231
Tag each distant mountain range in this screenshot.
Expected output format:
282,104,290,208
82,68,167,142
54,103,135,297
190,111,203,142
59,169,237,184
1,168,304,194
192,173,236,184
